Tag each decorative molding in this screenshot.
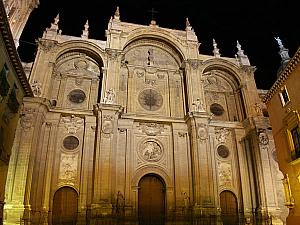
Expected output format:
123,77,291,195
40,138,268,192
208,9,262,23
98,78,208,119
60,115,84,134
138,122,164,136
215,127,230,143
197,123,208,142
38,39,58,52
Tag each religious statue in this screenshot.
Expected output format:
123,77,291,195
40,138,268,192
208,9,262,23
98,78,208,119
31,80,42,97
274,37,283,48
116,191,125,215
182,192,190,209
102,88,116,104
192,98,205,112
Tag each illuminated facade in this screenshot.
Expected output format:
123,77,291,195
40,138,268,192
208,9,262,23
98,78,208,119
0,1,33,224
264,46,300,225
3,7,289,225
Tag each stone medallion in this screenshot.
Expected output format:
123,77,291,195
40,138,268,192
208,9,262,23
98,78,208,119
139,141,163,162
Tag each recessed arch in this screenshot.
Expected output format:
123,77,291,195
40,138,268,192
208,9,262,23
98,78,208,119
122,28,187,61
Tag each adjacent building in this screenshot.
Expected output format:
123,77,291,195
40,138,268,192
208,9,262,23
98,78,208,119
264,44,300,225
0,1,33,224
3,0,39,47
3,8,288,225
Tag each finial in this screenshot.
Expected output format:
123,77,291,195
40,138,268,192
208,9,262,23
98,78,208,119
81,20,89,39
54,14,59,25
186,18,191,27
114,6,120,20
213,39,221,58
236,40,250,66
236,40,242,52
274,37,284,49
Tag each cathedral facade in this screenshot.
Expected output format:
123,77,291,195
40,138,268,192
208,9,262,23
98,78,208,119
4,9,288,225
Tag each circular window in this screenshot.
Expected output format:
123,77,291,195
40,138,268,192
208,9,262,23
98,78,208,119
217,145,230,158
68,89,86,103
210,103,224,116
138,89,163,111
63,136,79,150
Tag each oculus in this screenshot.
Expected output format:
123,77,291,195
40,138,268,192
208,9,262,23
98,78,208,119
63,136,79,150
210,103,224,116
138,89,163,111
68,89,86,103
217,145,230,158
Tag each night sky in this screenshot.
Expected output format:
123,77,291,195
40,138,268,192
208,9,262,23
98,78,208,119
18,0,300,90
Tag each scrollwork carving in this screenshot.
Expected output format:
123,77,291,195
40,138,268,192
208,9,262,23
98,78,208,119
215,127,230,143
60,115,84,134
138,122,164,136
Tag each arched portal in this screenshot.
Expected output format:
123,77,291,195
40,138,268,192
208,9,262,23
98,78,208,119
220,190,239,225
138,174,165,225
52,187,78,225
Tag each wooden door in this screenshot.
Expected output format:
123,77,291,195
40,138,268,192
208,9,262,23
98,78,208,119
220,191,238,225
52,187,78,225
138,175,165,225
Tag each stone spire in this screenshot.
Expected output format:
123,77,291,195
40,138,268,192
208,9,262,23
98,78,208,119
275,37,290,75
43,14,61,38
81,20,89,39
114,6,120,20
235,40,250,66
213,39,221,58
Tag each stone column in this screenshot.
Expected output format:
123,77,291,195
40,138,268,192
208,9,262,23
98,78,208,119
78,116,96,225
4,99,48,225
91,103,123,217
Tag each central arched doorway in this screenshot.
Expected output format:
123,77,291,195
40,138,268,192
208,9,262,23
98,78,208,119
52,186,78,225
138,174,165,225
220,190,238,225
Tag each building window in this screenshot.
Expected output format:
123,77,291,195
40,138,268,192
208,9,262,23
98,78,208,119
0,63,10,97
279,86,290,106
291,126,300,160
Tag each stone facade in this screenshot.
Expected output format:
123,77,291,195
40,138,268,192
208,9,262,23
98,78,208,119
264,47,300,225
0,2,33,224
4,10,288,225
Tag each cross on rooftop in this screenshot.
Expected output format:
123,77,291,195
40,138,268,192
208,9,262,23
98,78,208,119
147,8,158,22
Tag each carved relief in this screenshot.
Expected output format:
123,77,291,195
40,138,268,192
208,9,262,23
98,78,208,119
215,127,230,143
138,122,164,136
31,80,42,97
192,98,205,112
139,141,163,162
20,108,36,130
178,132,187,138
102,88,116,104
38,40,58,52
102,115,114,135
59,153,78,183
106,49,120,61
197,123,208,142
61,115,84,134
218,162,232,186
188,59,199,70
258,131,269,145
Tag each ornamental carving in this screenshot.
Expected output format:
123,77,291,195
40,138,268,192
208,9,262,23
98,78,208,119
31,80,42,97
138,122,164,136
61,115,84,134
188,59,199,70
218,162,232,186
38,40,58,52
20,108,36,130
59,153,78,182
102,120,113,134
215,127,230,143
258,131,269,145
139,141,163,162
197,123,208,142
106,49,120,60
102,88,116,104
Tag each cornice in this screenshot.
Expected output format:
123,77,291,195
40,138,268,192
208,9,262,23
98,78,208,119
263,47,300,103
0,1,33,97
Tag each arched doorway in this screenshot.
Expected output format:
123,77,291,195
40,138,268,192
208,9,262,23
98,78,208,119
220,190,239,225
52,187,78,225
138,174,165,225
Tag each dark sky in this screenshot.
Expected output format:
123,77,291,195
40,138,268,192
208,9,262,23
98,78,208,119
18,0,299,90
